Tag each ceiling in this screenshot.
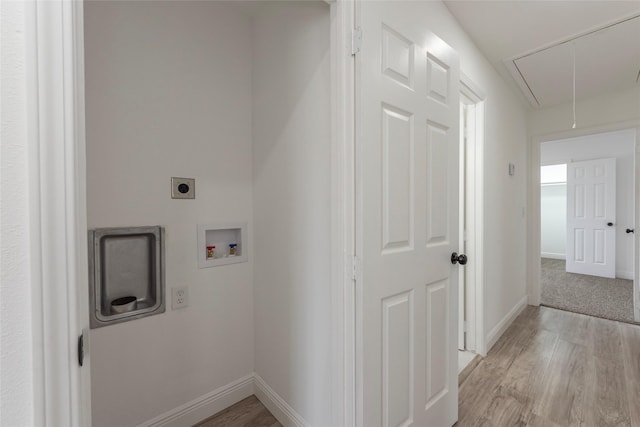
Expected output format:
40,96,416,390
444,1,640,109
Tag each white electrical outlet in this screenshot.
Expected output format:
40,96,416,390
172,287,189,310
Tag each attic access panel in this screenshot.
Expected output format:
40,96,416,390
508,15,640,108
89,226,165,328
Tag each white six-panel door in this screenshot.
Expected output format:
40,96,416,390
357,2,460,426
566,158,616,278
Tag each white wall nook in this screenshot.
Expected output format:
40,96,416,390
197,223,247,268
84,2,332,426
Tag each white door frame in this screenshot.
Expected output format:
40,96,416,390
41,0,357,425
527,120,640,323
329,0,357,426
460,74,487,356
635,135,640,322
26,0,92,425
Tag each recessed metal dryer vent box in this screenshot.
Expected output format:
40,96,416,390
89,226,165,329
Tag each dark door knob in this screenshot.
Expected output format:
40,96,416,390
451,252,468,265
627,228,635,234
607,222,614,227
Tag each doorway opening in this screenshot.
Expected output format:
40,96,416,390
539,129,638,324
458,76,486,374
81,1,347,426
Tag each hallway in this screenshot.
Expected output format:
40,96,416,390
458,306,640,426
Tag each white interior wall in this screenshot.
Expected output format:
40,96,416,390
84,3,255,426
540,130,636,278
425,3,529,346
251,3,332,426
540,164,567,259
541,184,567,259
0,2,35,425
529,86,640,137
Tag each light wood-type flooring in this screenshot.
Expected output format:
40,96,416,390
193,395,281,427
196,306,640,427
458,305,640,427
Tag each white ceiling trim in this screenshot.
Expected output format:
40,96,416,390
514,12,640,62
504,57,540,107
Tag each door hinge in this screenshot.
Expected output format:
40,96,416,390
351,27,362,55
351,255,361,281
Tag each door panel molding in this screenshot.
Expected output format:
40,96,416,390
356,3,460,425
566,158,616,278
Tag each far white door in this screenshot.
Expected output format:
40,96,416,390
566,158,616,278
357,1,461,426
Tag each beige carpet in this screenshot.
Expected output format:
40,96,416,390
541,258,637,324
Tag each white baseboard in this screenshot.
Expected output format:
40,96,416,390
137,374,254,427
485,296,528,353
137,373,309,427
616,270,634,280
541,252,565,260
254,374,310,427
